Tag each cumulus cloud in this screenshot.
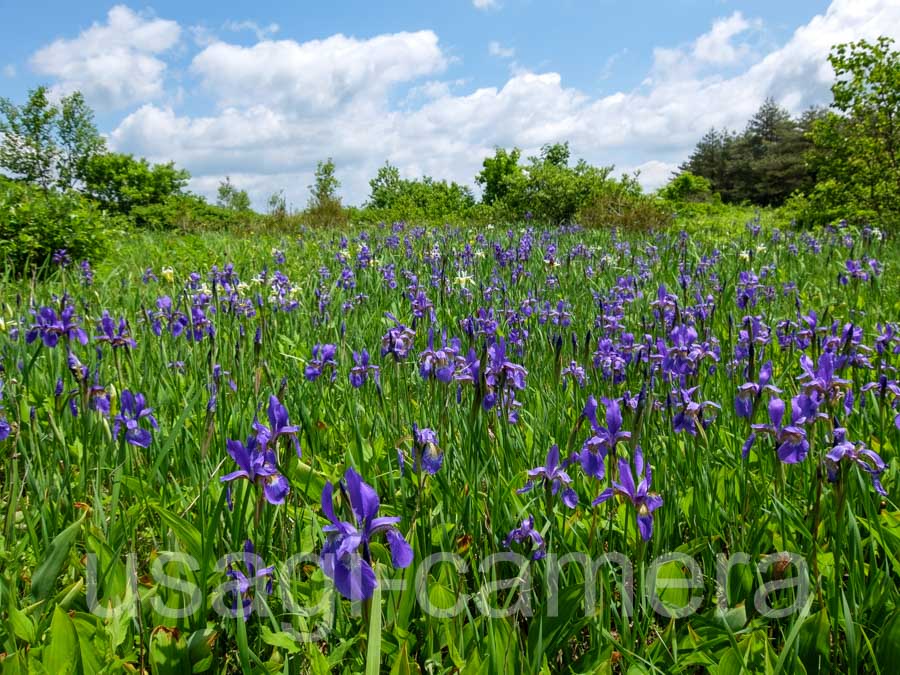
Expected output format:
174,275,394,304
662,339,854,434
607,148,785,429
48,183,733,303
488,41,515,59
190,31,447,113
648,11,763,82
473,0,500,10
98,0,900,206
30,5,180,109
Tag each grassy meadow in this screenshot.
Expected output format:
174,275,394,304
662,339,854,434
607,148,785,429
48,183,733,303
0,215,899,674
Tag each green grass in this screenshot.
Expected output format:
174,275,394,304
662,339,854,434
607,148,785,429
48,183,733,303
0,216,897,673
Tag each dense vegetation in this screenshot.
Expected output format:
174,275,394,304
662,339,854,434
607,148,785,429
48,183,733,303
0,218,898,673
2,37,899,277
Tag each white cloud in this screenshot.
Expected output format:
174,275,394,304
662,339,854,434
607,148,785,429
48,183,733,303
488,41,515,59
29,5,180,109
2,64,15,78
473,0,500,10
623,160,677,190
190,31,447,113
693,12,762,65
223,20,280,41
102,0,900,205
649,11,763,82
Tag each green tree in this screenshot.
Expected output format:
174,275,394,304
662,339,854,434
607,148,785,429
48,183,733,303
0,87,105,191
56,92,106,190
475,147,522,205
82,152,190,216
308,158,341,209
0,86,59,188
267,190,287,220
306,158,346,227
681,99,818,206
743,98,816,205
810,36,900,223
216,176,252,212
539,142,570,168
366,162,474,219
367,162,404,209
679,128,738,198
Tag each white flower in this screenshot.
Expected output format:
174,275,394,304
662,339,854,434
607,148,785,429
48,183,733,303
455,272,474,287
739,250,750,262
161,267,175,283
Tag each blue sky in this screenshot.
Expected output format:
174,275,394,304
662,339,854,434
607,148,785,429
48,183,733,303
2,1,898,207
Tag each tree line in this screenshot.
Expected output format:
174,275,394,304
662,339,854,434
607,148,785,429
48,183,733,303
680,36,900,227
2,35,899,271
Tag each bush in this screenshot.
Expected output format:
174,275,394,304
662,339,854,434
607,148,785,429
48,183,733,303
658,172,717,204
82,152,190,220
0,176,114,275
576,185,673,232
130,194,257,231
304,196,349,228
780,181,879,229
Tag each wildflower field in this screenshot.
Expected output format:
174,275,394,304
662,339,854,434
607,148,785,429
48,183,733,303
1,219,899,674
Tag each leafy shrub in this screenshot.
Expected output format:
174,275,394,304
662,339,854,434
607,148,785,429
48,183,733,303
780,181,880,229
304,197,349,228
82,152,190,221
576,189,673,231
658,172,717,204
130,194,257,231
0,176,114,275
489,144,615,225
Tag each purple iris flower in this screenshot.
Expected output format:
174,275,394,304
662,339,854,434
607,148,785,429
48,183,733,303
80,260,94,286
320,467,413,601
503,515,546,560
825,428,887,496
672,387,720,436
0,382,9,440
410,290,434,321
224,540,274,619
592,446,663,541
484,338,528,398
26,305,88,348
221,432,290,505
419,329,458,384
349,349,380,388
264,395,302,458
52,249,71,267
748,397,811,463
113,390,159,448
561,361,587,389
518,444,578,509
381,316,416,361
407,424,443,474
576,396,631,480
95,312,137,349
305,344,338,382
452,348,480,385
735,360,780,419
798,352,851,401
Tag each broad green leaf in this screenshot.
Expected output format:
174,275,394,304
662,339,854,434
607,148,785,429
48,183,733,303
42,607,80,675
31,510,87,600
